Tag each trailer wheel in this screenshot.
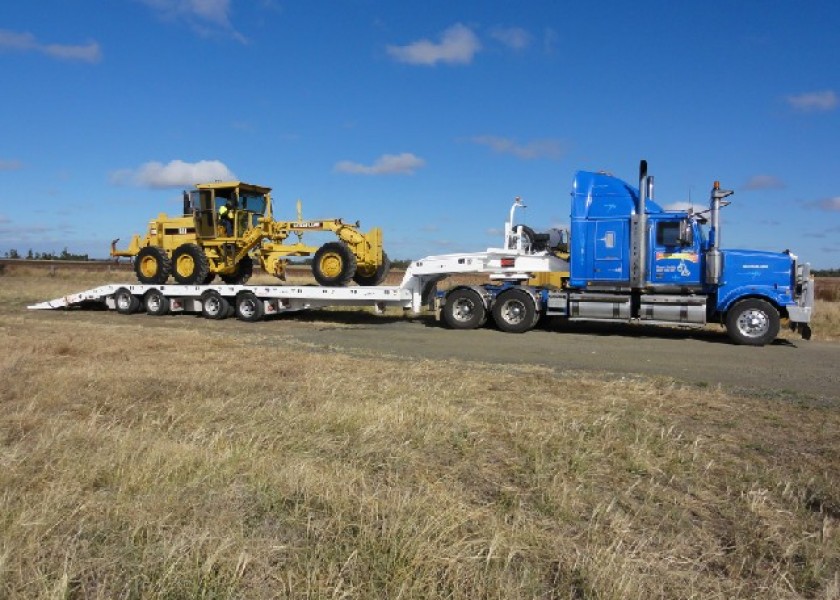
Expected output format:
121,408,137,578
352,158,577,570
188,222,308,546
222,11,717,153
725,298,780,346
221,256,253,285
312,242,357,287
442,288,487,330
235,291,264,322
171,243,210,285
144,289,170,316
352,252,391,286
201,290,230,320
114,288,141,315
492,289,537,333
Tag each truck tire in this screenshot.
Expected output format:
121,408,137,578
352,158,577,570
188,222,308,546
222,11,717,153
312,242,357,287
492,289,537,333
144,288,170,316
171,243,210,285
725,298,780,346
114,288,140,315
235,291,264,322
135,246,171,284
221,255,253,285
442,288,487,330
352,252,391,286
201,290,230,320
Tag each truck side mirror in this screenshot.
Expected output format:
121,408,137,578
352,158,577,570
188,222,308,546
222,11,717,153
679,220,694,246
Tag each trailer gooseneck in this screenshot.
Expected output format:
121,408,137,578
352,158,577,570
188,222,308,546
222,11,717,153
30,162,814,346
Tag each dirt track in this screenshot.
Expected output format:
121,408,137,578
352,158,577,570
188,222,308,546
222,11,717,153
33,307,839,405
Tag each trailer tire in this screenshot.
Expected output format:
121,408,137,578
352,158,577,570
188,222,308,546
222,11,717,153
235,291,264,322
171,243,210,285
201,290,230,320
492,289,537,333
221,256,253,285
442,288,487,330
135,246,171,284
114,288,141,315
725,298,780,346
144,288,170,316
352,252,391,286
312,242,357,287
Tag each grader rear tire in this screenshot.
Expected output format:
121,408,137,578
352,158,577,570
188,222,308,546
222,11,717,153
221,256,253,285
312,242,357,287
171,243,210,285
135,246,171,284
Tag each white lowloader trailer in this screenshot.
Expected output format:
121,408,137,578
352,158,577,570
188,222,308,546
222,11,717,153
29,199,569,332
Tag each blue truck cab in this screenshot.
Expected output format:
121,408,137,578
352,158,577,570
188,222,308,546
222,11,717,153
566,164,813,344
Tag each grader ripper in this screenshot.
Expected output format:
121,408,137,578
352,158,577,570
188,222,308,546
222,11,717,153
111,181,390,286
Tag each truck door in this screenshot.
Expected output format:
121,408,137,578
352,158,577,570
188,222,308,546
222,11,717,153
648,219,702,286
192,190,217,239
591,219,629,282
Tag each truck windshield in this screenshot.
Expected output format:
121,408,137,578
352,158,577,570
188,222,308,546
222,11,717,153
697,221,709,246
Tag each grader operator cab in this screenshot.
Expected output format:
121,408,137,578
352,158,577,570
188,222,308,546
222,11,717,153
111,181,391,287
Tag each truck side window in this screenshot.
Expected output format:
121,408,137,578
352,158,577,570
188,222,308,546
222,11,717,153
656,222,681,247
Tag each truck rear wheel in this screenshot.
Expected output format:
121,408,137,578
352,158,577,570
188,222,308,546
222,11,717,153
235,291,264,322
352,252,391,286
144,289,170,316
492,289,537,333
201,290,230,320
442,288,487,330
135,246,171,284
725,298,780,346
171,243,210,285
114,288,140,315
312,242,357,287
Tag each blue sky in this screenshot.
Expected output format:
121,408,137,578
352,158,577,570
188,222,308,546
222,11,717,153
1,1,838,268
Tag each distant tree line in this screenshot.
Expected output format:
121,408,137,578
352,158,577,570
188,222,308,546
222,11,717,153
813,268,840,277
2,248,90,261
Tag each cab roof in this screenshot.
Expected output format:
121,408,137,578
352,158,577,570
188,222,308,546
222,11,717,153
194,181,272,194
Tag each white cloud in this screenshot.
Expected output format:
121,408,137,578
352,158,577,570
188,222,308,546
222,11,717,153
786,90,837,112
110,159,236,188
137,0,245,42
743,175,786,190
387,24,480,66
805,197,840,212
334,153,425,176
489,27,531,50
663,201,694,211
0,29,101,63
468,135,565,160
0,159,23,171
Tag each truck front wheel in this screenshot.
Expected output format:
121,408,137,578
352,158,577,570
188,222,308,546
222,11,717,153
725,299,780,346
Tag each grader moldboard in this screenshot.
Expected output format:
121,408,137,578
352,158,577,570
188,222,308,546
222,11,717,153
111,181,391,286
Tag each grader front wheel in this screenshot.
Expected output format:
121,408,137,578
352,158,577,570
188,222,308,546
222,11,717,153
352,252,391,286
312,242,357,286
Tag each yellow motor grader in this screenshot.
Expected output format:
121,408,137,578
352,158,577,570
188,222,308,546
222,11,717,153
111,181,390,286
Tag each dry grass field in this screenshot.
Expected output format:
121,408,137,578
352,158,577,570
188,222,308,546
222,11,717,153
1,269,839,598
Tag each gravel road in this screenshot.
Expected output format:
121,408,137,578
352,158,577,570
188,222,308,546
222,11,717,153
273,311,839,404
31,307,839,405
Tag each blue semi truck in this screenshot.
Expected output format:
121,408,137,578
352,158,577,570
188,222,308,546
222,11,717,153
438,161,814,345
